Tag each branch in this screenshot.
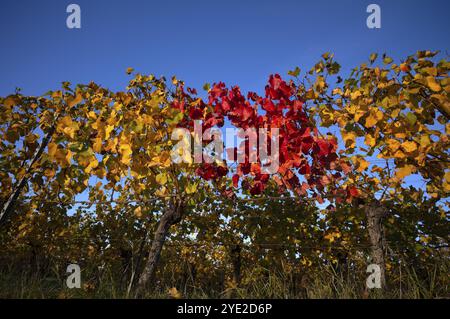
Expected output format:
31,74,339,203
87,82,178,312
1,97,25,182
0,115,60,225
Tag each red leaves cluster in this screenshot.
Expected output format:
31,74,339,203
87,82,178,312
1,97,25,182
171,75,348,199
195,163,228,181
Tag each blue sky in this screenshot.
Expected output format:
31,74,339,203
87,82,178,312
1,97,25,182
1,0,449,96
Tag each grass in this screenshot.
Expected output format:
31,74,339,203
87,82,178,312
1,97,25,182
0,260,448,299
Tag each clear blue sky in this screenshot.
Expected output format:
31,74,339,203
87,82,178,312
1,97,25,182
1,0,449,96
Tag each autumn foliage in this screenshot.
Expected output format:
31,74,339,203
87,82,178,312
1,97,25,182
172,73,344,201
0,51,448,298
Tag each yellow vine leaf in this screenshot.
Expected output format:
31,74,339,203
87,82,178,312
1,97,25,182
57,116,79,139
365,134,376,147
134,206,142,218
395,165,416,180
93,137,102,153
426,76,441,92
324,231,341,243
88,111,97,120
48,142,57,158
84,157,99,174
393,150,406,159
168,287,182,299
118,138,132,165
387,139,401,153
350,91,362,100
443,172,450,192
51,148,72,167
364,109,383,128
156,173,168,185
401,141,417,153
186,183,197,194
419,135,431,148
342,131,357,148
67,93,83,108
445,172,450,183
355,158,370,172
105,125,115,140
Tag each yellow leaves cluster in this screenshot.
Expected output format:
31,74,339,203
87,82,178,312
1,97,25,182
426,76,441,92
118,135,132,165
352,156,369,173
300,257,313,267
314,76,326,92
47,142,57,157
84,157,99,174
384,139,419,159
322,52,449,196
155,186,168,197
419,135,431,149
3,95,21,108
95,166,106,179
168,287,182,299
346,103,366,122
443,172,450,193
419,235,431,244
401,141,417,153
91,113,116,141
341,130,357,148
149,151,172,168
156,173,168,185
364,133,377,147
324,231,341,243
105,137,119,153
48,142,72,168
67,93,83,108
364,108,383,128
75,148,99,174
350,90,362,100
57,116,79,139
319,105,335,127
92,137,102,153
385,138,400,154
133,206,142,218
185,182,198,194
